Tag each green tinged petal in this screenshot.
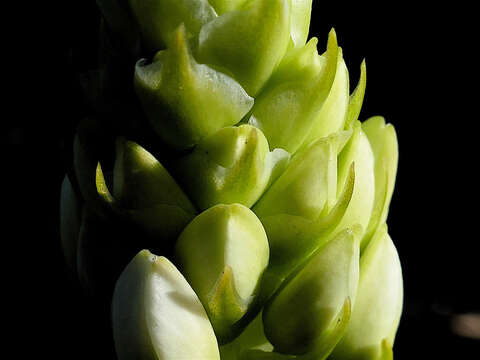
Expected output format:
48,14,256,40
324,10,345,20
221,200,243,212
197,0,291,96
289,0,312,48
209,0,248,14
253,131,354,294
128,0,216,52
250,30,339,153
112,250,220,360
60,174,82,275
174,204,270,343
263,228,359,355
175,124,290,210
135,25,254,149
361,116,398,249
333,121,375,246
344,60,367,130
330,225,403,360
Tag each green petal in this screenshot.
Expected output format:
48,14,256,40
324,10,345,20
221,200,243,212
209,0,249,14
253,131,355,295
135,25,254,149
289,0,313,48
361,117,398,250
60,174,83,275
197,0,291,96
263,228,359,355
174,204,270,343
128,0,216,52
112,250,220,359
250,30,339,153
330,225,403,360
175,125,290,210
344,60,367,130
333,121,375,247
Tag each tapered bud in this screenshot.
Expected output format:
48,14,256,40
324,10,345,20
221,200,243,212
175,203,269,343
128,0,216,52
175,124,290,210
252,131,355,294
60,174,82,274
263,227,360,356
330,225,403,360
197,0,291,96
361,117,398,249
135,25,254,149
112,138,196,241
112,250,220,360
249,30,340,154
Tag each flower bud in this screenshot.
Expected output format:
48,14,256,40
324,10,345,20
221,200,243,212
175,124,290,210
60,174,83,274
112,137,196,241
249,30,340,154
263,227,360,355
128,0,216,52
112,250,220,360
174,203,269,343
330,224,403,360
289,0,313,48
361,117,398,249
252,131,355,295
135,25,254,149
197,0,291,96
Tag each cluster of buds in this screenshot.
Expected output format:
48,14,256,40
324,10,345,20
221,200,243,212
60,0,403,359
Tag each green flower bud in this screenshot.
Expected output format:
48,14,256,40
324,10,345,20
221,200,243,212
361,117,398,249
128,0,216,52
197,0,291,96
60,174,83,275
112,250,220,359
135,25,254,149
252,131,355,295
263,227,360,355
330,224,403,360
249,30,340,154
175,124,290,210
174,203,270,343
112,138,197,241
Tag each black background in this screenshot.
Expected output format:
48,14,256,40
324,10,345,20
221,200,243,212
3,1,479,358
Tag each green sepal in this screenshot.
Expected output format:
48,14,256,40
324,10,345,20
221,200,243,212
135,25,254,150
60,174,83,275
289,0,313,48
197,0,291,96
112,250,220,359
263,228,359,355
330,224,403,360
209,0,248,14
174,203,270,343
249,29,339,153
175,124,290,210
344,60,367,130
253,131,354,292
361,117,398,250
128,0,216,52
333,120,375,247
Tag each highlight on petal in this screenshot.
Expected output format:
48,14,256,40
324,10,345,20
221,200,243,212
330,224,403,360
135,25,254,149
112,250,220,359
174,203,270,343
128,0,217,52
197,0,291,96
361,116,398,250
174,124,290,210
289,0,313,48
249,29,339,154
263,228,359,355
